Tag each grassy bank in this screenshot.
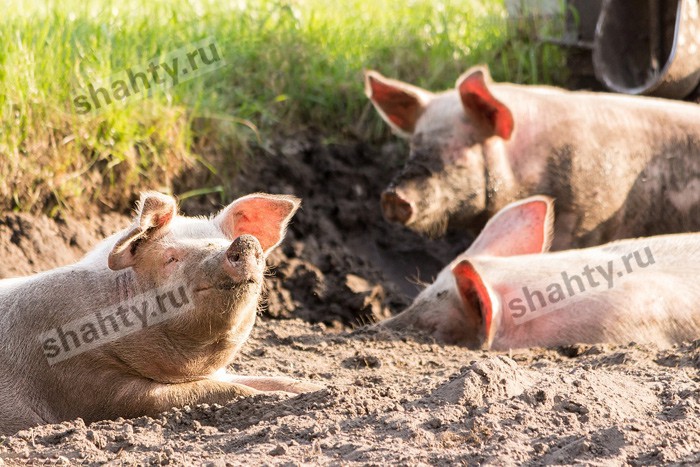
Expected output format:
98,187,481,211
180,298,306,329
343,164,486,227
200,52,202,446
0,0,567,215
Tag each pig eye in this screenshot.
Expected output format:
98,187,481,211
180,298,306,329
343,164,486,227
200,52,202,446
165,256,178,265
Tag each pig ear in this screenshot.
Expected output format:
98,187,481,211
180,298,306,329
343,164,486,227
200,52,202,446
108,192,177,270
215,193,301,255
452,260,495,349
467,196,554,257
364,70,432,137
457,66,514,140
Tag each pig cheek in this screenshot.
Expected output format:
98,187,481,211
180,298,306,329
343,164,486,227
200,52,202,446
449,164,487,220
127,262,170,290
410,297,470,344
433,305,482,348
396,175,450,235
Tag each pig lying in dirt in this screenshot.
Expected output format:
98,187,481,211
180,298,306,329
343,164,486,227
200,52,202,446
379,196,700,349
365,65,700,249
0,192,320,436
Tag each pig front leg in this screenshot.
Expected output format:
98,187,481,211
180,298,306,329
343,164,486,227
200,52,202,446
134,379,261,414
106,378,260,420
109,374,322,420
1,404,49,436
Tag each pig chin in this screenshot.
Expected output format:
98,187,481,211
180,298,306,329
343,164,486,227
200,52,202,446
416,205,487,239
193,272,263,317
190,282,262,338
403,188,485,238
405,214,450,238
406,203,480,239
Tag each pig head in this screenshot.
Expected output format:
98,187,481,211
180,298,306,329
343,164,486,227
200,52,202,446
379,196,554,348
0,192,320,435
379,196,700,349
365,65,700,248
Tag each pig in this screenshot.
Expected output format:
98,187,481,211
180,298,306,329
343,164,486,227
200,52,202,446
365,65,700,249
379,196,700,349
0,192,321,436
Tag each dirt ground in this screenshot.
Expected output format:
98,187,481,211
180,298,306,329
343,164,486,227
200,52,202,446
1,135,699,465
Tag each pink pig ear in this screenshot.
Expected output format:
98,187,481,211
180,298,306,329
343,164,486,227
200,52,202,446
215,193,301,255
468,196,554,257
457,66,514,140
108,192,177,270
364,70,433,137
452,260,495,349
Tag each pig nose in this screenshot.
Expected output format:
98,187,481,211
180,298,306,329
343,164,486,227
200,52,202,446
381,190,414,224
227,234,263,263
224,234,263,283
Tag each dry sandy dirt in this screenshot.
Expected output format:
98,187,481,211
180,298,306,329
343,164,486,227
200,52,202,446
1,135,699,465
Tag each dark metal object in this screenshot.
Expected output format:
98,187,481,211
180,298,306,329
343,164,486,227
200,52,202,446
593,0,700,98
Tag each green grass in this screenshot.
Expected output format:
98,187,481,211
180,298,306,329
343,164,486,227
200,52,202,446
0,0,568,215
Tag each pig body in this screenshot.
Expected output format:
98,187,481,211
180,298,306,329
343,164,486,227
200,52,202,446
380,197,700,349
366,67,700,249
0,192,319,435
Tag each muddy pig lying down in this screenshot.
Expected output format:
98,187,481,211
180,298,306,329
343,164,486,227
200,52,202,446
366,65,700,249
379,196,700,350
0,192,321,435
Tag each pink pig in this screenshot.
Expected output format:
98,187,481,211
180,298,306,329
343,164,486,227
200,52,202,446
379,196,700,349
0,192,321,435
366,66,700,249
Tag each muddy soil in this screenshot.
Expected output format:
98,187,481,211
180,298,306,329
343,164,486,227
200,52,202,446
1,136,699,465
2,320,699,465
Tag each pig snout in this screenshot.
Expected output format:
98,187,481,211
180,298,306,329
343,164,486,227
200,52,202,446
224,234,264,284
381,189,414,225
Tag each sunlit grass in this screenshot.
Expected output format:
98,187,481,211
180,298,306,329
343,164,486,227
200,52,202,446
0,0,567,215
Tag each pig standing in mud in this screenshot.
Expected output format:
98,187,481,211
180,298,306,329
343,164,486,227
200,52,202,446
0,192,320,436
366,66,700,249
379,196,700,349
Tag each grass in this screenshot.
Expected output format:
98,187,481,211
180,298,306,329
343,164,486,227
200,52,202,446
0,0,568,215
